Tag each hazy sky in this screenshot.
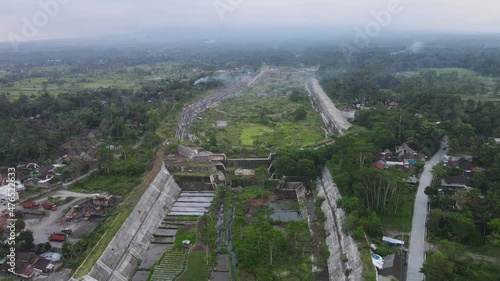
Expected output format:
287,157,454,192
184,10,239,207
1,0,499,43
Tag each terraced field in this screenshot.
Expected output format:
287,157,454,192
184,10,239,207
149,250,187,281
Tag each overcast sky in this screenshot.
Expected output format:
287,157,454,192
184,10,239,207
1,0,499,43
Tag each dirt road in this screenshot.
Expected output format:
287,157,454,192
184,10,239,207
23,190,95,247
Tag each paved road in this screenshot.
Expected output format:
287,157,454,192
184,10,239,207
62,169,97,187
407,140,448,281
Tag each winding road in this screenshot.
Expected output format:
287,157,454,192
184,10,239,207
406,139,448,281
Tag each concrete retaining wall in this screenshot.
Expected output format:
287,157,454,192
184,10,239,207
225,153,275,168
80,164,182,281
175,76,255,141
317,166,363,281
225,159,271,168
178,144,198,159
306,78,352,135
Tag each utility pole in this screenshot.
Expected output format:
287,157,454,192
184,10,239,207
398,113,402,142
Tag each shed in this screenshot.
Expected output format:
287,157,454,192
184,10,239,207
382,236,405,246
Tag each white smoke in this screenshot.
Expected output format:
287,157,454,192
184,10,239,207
193,76,210,85
391,40,424,55
193,71,234,86
408,41,424,53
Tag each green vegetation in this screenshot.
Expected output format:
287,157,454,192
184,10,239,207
69,175,141,196
240,124,275,146
176,252,210,281
3,33,500,281
73,209,132,276
191,78,325,157
0,63,176,99
148,250,187,281
231,186,313,280
73,146,167,277
173,231,197,250
379,187,416,232
422,240,500,281
398,68,498,92
360,243,377,281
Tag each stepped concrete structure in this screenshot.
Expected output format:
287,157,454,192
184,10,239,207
75,164,182,281
167,191,215,216
306,78,352,135
317,167,363,281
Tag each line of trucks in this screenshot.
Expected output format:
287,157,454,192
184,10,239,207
19,201,74,242
20,201,57,211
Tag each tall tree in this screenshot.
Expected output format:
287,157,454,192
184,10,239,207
421,251,455,281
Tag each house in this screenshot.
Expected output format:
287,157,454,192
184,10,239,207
0,252,56,279
341,108,357,119
387,102,400,109
445,160,477,176
373,160,387,170
59,140,99,162
441,176,470,189
373,143,423,174
0,184,19,201
83,129,99,139
396,143,417,157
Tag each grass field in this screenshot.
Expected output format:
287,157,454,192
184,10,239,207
1,63,177,99
176,252,210,281
379,186,417,233
398,67,499,91
239,124,275,146
69,175,141,196
191,76,326,156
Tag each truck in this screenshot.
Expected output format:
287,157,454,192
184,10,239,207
61,228,72,234
48,233,66,242
21,201,39,209
42,202,57,211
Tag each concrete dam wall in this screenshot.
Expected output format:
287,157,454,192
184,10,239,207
81,164,182,281
306,78,352,135
317,166,363,281
175,75,256,141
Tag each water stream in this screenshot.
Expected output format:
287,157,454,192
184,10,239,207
228,206,237,281
215,201,237,281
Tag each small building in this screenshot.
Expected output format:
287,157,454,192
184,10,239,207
395,143,417,156
441,176,470,189
387,102,400,109
0,184,19,202
0,252,56,279
215,120,228,128
373,160,387,170
382,236,405,247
